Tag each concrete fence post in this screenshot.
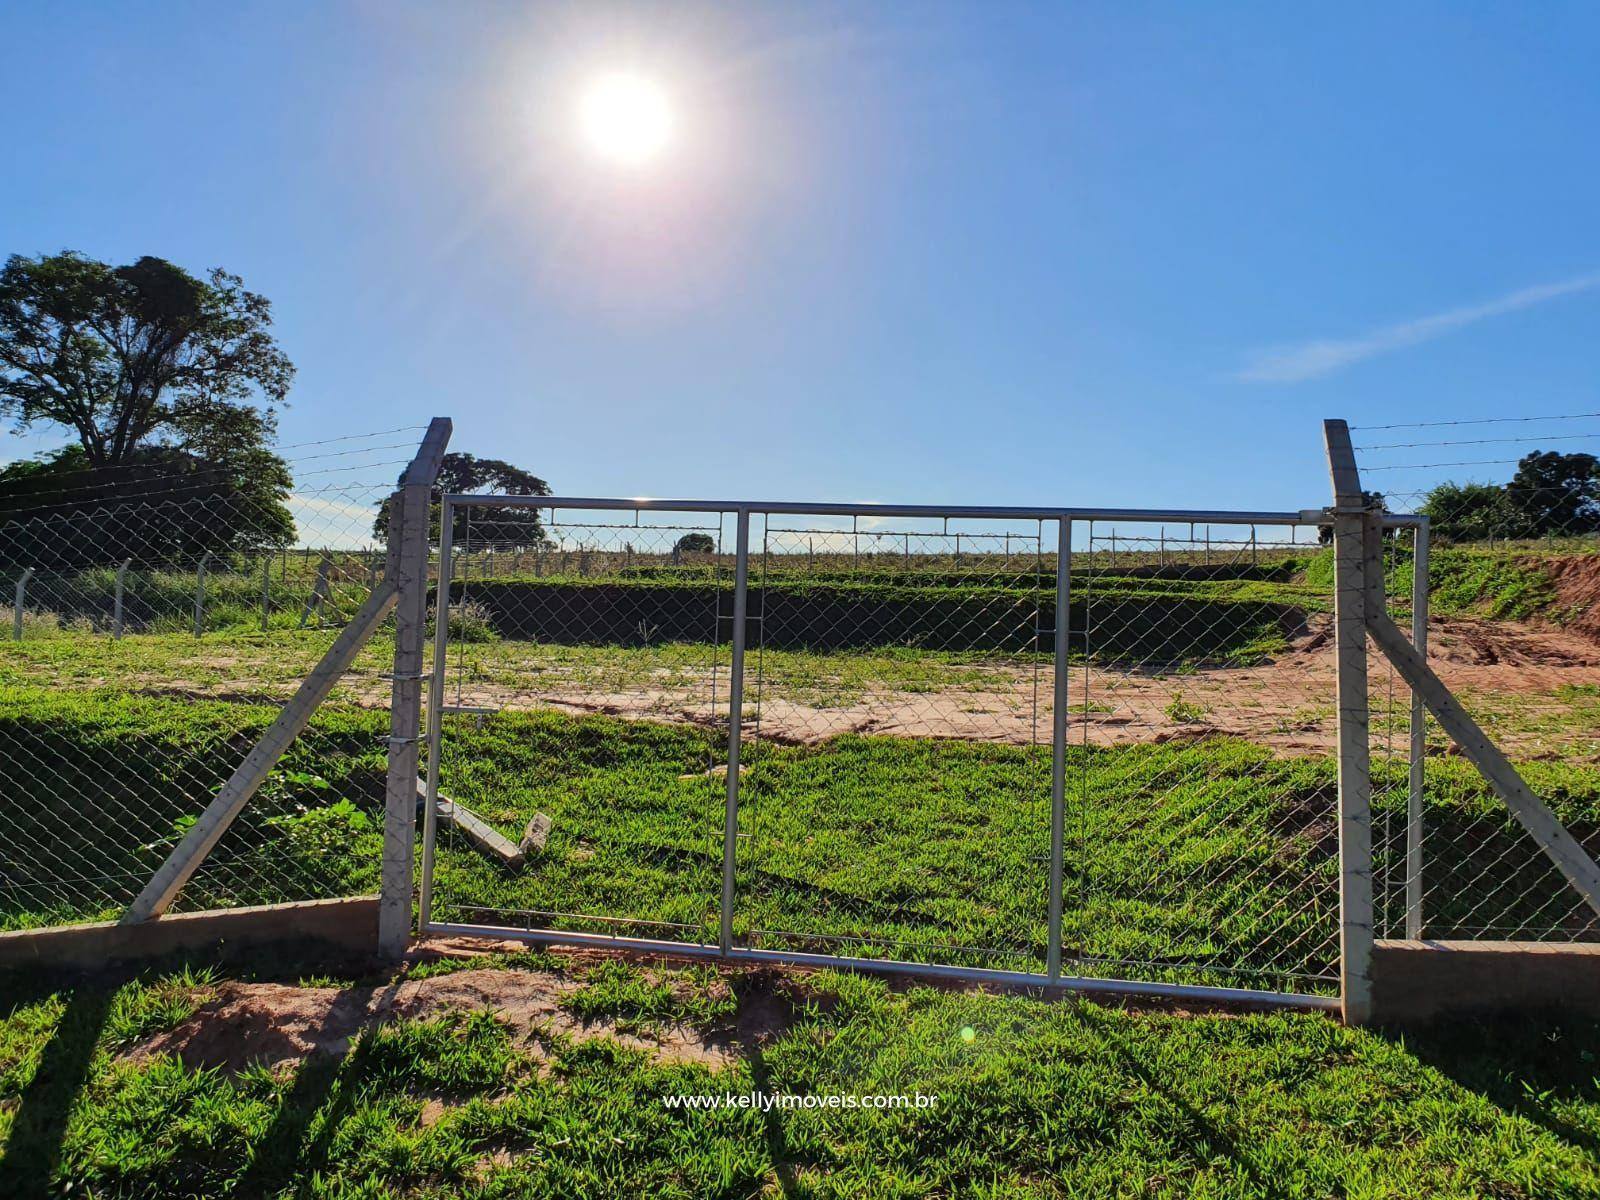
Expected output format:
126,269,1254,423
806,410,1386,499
114,559,132,639
194,555,210,638
380,417,453,958
1325,418,1374,1025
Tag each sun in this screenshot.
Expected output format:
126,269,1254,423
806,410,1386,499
579,72,674,167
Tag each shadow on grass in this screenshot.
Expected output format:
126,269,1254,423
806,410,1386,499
0,982,115,1198
1393,1009,1600,1159
230,982,397,1198
1077,1007,1290,1200
747,1048,805,1199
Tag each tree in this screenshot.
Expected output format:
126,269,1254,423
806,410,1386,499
0,442,294,570
1505,450,1600,536
0,252,294,467
1419,481,1528,543
373,452,551,547
673,532,715,556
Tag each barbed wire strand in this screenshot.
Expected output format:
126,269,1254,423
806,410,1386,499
1352,411,1600,432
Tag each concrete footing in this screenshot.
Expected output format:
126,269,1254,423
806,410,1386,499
1371,938,1600,1022
0,897,379,974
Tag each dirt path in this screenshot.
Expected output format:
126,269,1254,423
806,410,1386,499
417,616,1600,757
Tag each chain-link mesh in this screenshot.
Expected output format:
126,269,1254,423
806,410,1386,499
739,515,1053,974
425,504,734,944
1069,520,1339,992
423,501,1348,995
1360,427,1600,945
0,436,413,929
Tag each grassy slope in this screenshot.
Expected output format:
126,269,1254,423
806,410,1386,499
0,958,1598,1197
8,684,1600,982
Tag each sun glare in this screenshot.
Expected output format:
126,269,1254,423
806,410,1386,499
580,72,674,167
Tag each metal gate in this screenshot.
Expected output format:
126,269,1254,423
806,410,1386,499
417,495,1426,1010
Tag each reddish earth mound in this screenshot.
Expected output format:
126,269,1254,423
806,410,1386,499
128,956,794,1075
1545,555,1600,649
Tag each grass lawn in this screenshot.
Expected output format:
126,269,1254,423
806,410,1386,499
7,682,1600,986
1,953,1599,1197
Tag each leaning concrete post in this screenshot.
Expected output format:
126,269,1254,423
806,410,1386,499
13,567,33,641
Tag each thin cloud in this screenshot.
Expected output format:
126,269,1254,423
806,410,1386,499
1237,271,1600,383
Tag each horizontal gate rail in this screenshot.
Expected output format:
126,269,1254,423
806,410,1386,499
442,494,1426,527
423,921,1341,1011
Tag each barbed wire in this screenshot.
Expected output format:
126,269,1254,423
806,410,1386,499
0,433,417,512
1352,410,1600,432
1356,432,1600,451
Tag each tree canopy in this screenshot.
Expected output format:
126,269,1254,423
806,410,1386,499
374,452,552,547
0,251,294,466
0,251,298,568
1422,451,1600,542
0,443,294,570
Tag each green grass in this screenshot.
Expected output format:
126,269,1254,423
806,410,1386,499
1,960,1599,1196
562,960,738,1034
6,680,1600,982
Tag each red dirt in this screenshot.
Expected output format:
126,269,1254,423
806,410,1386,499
127,948,797,1076
1545,554,1600,649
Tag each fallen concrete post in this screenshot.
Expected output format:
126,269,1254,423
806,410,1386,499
417,785,526,869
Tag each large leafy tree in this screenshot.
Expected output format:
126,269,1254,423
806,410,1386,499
374,452,551,547
0,252,297,567
1506,450,1600,535
0,251,294,466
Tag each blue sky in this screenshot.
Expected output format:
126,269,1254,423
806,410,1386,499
3,1,1598,516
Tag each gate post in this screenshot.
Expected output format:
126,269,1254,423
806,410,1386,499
1325,419,1373,1024
380,417,453,958
720,509,751,954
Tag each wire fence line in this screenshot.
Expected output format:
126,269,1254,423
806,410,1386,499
1353,429,1600,947
0,419,1594,1011
0,429,415,930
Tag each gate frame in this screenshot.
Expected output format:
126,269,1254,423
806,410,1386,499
417,493,1433,1013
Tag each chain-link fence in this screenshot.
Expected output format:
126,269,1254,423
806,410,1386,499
420,497,1357,1000
1358,421,1600,945
0,432,419,930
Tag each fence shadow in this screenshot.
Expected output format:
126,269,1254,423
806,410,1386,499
1075,1006,1291,1200
0,981,116,1197
1388,1009,1600,1159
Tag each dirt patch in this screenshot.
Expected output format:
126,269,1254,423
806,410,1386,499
1545,555,1600,649
126,952,799,1076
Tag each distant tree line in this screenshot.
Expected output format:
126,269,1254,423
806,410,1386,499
1421,451,1600,543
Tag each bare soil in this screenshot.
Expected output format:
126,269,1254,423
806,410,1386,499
126,944,797,1076
413,615,1600,757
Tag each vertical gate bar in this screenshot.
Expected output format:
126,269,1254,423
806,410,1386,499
1326,418,1373,1024
194,555,209,637
114,559,131,639
418,497,456,932
720,509,751,954
13,567,33,641
1047,519,1071,981
1405,517,1430,939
